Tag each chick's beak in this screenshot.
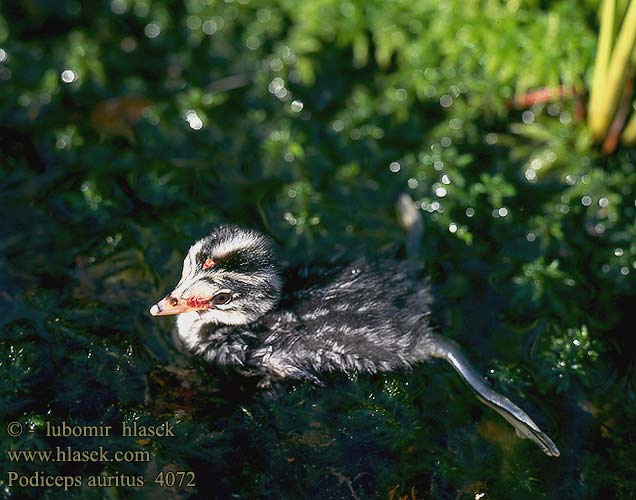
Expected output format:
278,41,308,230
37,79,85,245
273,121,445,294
149,295,211,316
150,296,186,316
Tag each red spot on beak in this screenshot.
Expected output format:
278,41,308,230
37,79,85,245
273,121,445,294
203,258,216,270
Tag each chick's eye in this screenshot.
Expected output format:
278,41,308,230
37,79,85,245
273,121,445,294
212,292,232,305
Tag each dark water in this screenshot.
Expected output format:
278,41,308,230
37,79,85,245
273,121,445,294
2,1,636,499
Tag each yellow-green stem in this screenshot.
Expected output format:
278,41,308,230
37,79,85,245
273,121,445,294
589,0,636,141
589,0,617,138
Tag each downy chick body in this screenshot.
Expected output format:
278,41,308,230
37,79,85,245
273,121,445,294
150,225,559,457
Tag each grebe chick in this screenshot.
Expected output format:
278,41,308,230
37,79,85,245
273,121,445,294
149,225,559,457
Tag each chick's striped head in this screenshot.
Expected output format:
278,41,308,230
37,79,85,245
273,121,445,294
150,225,281,325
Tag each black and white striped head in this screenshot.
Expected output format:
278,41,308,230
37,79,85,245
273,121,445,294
149,225,281,325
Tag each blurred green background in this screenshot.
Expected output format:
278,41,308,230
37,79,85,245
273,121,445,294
2,0,636,498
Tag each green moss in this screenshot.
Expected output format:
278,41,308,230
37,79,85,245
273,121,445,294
1,0,635,498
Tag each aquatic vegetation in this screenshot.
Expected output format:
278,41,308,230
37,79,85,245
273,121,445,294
1,0,636,498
